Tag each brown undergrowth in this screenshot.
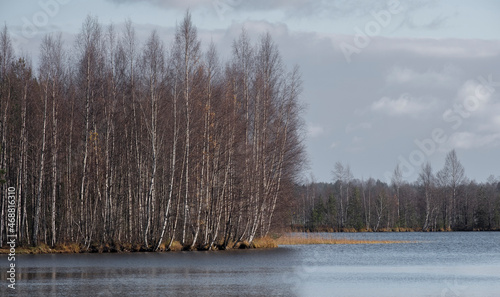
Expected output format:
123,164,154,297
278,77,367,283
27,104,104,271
0,234,414,254
0,239,275,254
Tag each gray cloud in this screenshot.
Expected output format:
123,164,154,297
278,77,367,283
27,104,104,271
371,93,437,117
106,0,442,21
108,0,211,9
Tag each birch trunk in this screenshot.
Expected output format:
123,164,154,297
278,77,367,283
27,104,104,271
33,82,48,245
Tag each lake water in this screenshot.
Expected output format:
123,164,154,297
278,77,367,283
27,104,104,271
2,232,499,296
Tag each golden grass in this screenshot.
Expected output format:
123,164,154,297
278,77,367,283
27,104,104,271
168,241,183,251
276,234,413,245
251,236,279,248
54,243,82,253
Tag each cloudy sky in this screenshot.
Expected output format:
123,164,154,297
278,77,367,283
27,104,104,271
2,0,500,183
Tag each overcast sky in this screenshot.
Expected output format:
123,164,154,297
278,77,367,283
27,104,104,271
2,0,500,183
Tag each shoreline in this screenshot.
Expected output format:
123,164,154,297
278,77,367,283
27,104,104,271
2,230,497,255
0,237,279,255
0,233,415,255
289,227,500,233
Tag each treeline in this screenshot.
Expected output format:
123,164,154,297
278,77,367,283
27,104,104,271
0,12,305,250
293,150,500,232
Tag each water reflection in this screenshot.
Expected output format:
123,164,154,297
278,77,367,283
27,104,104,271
1,232,500,297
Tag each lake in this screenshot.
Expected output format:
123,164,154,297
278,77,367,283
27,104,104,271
2,232,499,296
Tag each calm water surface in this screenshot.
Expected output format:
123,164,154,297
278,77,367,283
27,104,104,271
1,232,499,296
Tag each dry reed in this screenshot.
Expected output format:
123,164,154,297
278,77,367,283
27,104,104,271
276,234,413,245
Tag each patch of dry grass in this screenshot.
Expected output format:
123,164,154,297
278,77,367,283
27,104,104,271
251,236,278,248
276,234,413,245
54,243,82,253
168,241,183,251
0,243,58,254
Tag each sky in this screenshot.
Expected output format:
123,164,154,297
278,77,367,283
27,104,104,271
1,0,500,184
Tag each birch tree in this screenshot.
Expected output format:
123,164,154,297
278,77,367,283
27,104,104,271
173,11,201,246
419,162,435,231
141,30,165,248
392,164,403,226
0,25,13,247
437,149,465,229
75,15,104,246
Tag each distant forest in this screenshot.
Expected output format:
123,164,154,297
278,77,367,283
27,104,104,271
0,12,306,250
293,150,500,232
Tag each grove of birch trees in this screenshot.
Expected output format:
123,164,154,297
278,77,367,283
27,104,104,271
0,12,305,250
294,150,500,232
